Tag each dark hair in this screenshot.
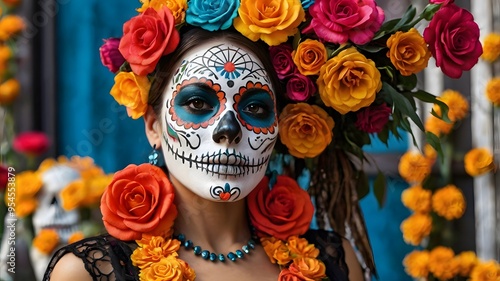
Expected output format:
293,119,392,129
148,27,283,116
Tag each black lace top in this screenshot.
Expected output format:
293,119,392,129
43,229,349,281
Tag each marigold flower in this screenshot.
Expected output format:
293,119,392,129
33,229,60,255
110,71,151,119
14,198,37,218
0,15,25,40
400,213,432,246
12,170,42,199
68,232,85,244
403,250,430,278
132,236,181,269
60,179,87,211
292,39,327,76
428,246,460,281
386,28,431,76
2,0,21,6
434,89,469,121
0,44,12,62
261,236,284,264
398,150,432,183
81,174,113,206
424,144,437,164
278,103,334,158
274,243,293,265
287,236,319,260
291,257,327,280
481,32,500,62
317,47,382,114
401,185,432,213
137,0,188,25
432,184,466,220
0,78,20,105
485,77,500,106
470,260,500,281
425,115,454,137
464,148,495,177
456,251,478,277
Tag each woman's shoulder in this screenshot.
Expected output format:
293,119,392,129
43,234,138,281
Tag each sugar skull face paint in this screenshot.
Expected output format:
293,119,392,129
160,42,278,202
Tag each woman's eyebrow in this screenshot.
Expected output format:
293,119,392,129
179,82,216,94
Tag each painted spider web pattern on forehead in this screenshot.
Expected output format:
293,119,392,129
174,44,271,84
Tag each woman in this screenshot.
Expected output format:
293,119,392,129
43,24,365,280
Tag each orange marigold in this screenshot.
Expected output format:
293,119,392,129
434,89,469,122
291,257,327,280
400,213,432,246
33,229,60,255
261,236,284,264
68,232,85,244
425,115,454,137
486,77,500,107
403,250,430,278
14,198,37,218
424,144,437,164
287,236,319,260
131,236,181,269
0,15,25,40
60,179,87,211
470,260,500,281
481,32,500,62
274,243,293,266
432,184,466,220
401,185,432,213
428,246,460,281
398,151,432,183
456,251,478,277
464,148,495,177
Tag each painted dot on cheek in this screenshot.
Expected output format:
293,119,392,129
227,80,234,88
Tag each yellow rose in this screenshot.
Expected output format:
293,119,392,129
233,0,305,46
33,229,59,255
278,103,335,158
398,150,432,183
470,260,500,281
291,257,327,280
287,236,319,259
0,78,20,105
132,236,181,269
433,89,469,122
464,148,495,177
0,15,25,40
68,231,85,244
403,250,430,278
455,251,478,277
317,47,381,114
60,179,87,211
400,213,432,246
401,185,432,213
428,246,460,281
386,28,431,76
481,32,500,62
485,77,500,106
432,184,466,220
110,72,151,119
137,0,187,25
292,39,327,76
139,256,186,281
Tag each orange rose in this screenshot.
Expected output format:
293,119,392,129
386,28,431,76
139,256,185,281
234,0,305,46
291,257,327,280
110,71,151,119
278,103,335,158
119,7,180,75
292,39,327,76
137,0,188,25
100,164,177,241
247,176,314,241
278,265,314,281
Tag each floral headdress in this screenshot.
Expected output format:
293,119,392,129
99,0,483,278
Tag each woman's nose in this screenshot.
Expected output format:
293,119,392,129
212,111,242,144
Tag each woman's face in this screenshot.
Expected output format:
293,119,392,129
159,40,278,202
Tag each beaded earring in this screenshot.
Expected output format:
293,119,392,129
148,144,165,167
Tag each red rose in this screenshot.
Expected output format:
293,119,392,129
286,73,316,102
119,7,180,76
355,103,392,133
0,165,7,191
12,131,50,156
100,163,177,241
423,4,482,79
247,176,314,241
429,0,454,5
270,44,296,80
99,38,126,73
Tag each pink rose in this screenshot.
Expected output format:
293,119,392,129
13,131,50,156
423,4,482,79
99,38,126,73
355,103,391,133
119,7,180,76
285,73,316,102
306,0,385,45
270,44,296,80
429,0,454,5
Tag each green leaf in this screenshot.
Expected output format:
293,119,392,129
377,126,390,145
356,171,370,200
412,90,451,123
398,74,417,91
374,172,387,207
400,116,419,148
382,82,424,131
425,131,443,160
392,5,417,31
422,4,442,21
357,44,387,53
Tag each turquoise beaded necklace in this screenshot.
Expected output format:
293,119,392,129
174,233,257,262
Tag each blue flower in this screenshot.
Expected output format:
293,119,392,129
186,0,240,31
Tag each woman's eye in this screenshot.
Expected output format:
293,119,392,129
186,98,213,111
244,104,267,115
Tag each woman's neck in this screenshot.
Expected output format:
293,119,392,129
169,174,252,253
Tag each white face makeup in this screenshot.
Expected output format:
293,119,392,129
160,41,278,202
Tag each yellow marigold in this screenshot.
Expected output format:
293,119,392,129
68,231,85,244
403,250,430,278
261,236,283,264
434,89,469,122
132,236,181,269
137,0,187,25
456,251,478,277
0,78,20,105
0,15,25,40
110,71,150,119
274,243,293,265
14,198,37,218
234,0,305,46
278,103,335,158
139,255,186,281
470,260,500,281
425,115,454,137
33,229,59,255
400,213,432,246
287,236,319,260
317,47,382,114
292,39,327,76
398,150,432,183
60,179,87,211
464,148,495,177
81,174,113,206
429,246,460,281
386,28,431,76
485,77,500,107
432,184,466,220
401,185,432,213
12,170,42,199
481,33,500,62
291,257,327,280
